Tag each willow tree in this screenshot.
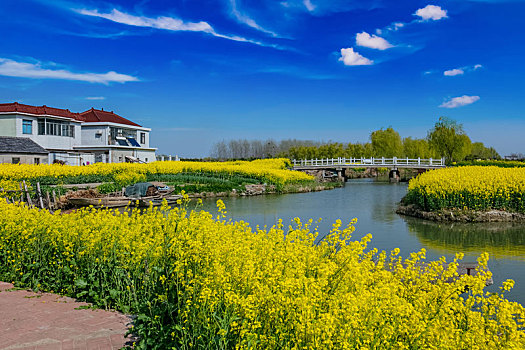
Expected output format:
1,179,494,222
427,117,472,163
370,127,403,157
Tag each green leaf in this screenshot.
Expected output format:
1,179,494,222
74,278,88,289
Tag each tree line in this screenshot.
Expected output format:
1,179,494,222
210,117,500,164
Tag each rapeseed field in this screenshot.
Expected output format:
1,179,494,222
0,198,523,349
406,166,525,213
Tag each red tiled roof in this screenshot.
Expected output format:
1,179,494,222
0,102,80,120
0,102,142,127
78,108,142,127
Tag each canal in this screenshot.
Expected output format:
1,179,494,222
201,178,525,304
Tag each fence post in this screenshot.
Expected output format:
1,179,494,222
46,191,52,210
418,157,421,165
23,181,32,207
36,182,44,209
430,158,433,166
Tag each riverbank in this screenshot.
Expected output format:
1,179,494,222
182,179,342,198
397,203,525,222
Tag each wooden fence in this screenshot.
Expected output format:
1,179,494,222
1,181,58,211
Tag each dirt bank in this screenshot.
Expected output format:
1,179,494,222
396,204,525,223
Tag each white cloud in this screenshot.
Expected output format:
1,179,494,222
303,0,316,12
356,32,393,50
443,64,483,76
85,96,106,100
444,68,464,76
229,0,279,37
440,95,480,108
76,8,269,46
0,58,138,84
77,8,213,32
414,5,448,21
339,48,373,66
394,22,404,29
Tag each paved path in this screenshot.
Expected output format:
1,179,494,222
0,282,133,350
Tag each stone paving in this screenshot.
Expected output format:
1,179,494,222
0,282,133,350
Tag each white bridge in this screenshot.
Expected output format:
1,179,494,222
292,157,446,182
292,157,446,169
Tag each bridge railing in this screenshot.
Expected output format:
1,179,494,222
292,157,446,167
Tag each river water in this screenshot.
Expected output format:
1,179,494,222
200,179,525,304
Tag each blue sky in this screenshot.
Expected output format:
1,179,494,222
1,0,524,157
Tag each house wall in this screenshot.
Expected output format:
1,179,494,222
137,130,150,148
0,153,48,164
136,149,156,163
81,125,109,146
110,149,134,163
49,152,95,166
0,116,16,136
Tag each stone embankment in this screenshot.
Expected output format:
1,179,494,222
397,204,525,223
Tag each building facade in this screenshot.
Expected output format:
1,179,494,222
0,102,156,164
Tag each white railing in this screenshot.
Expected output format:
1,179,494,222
292,157,446,167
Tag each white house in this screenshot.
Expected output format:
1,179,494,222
75,108,156,163
0,102,156,164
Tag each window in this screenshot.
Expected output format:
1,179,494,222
22,120,32,134
37,118,75,137
140,132,146,144
34,158,40,165
145,158,148,162
12,158,20,164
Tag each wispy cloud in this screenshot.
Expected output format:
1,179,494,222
76,8,214,32
414,5,448,21
228,0,279,37
0,58,138,84
85,96,106,100
440,95,480,108
280,0,380,16
339,48,373,66
443,64,483,76
75,8,281,49
444,68,464,76
356,32,393,50
303,0,316,12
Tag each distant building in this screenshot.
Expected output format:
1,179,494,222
504,154,525,161
0,102,156,164
0,136,49,164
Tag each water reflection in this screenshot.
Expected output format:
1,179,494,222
404,216,525,261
